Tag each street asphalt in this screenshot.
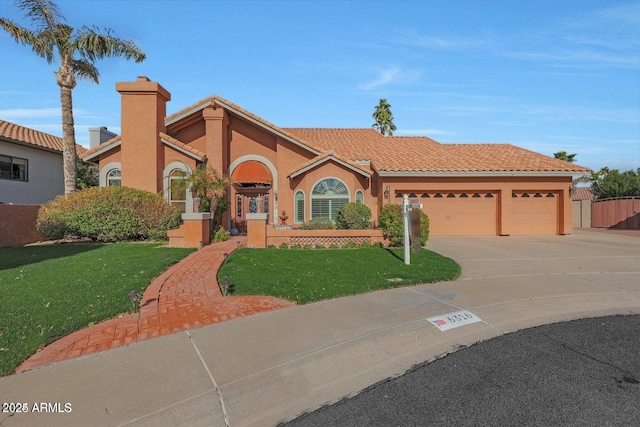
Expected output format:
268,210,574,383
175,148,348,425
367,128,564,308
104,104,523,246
284,314,640,426
0,229,639,426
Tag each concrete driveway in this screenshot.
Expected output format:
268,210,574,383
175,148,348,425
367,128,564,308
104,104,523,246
1,230,639,427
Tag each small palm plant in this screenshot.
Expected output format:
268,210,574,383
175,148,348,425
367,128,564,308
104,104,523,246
171,166,230,218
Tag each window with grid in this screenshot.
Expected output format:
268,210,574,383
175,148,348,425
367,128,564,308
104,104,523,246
0,154,28,181
106,168,121,186
311,178,349,222
169,170,187,213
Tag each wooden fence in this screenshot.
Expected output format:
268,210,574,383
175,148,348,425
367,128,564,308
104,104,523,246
591,197,639,229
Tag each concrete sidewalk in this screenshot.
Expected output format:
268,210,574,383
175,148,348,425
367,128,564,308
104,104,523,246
1,230,639,426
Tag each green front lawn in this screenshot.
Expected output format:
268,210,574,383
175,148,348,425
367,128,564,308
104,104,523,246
0,243,195,376
218,247,460,304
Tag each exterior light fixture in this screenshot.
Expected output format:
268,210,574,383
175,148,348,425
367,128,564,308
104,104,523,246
128,290,140,313
384,185,390,199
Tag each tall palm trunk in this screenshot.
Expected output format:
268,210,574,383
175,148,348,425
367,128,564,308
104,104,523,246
57,68,77,194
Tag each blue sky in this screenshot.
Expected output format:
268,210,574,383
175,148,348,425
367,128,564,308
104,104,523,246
1,0,638,172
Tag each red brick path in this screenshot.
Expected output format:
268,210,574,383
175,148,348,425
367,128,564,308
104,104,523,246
16,237,294,373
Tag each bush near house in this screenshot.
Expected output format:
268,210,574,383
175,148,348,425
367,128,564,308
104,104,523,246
37,187,182,242
335,202,372,230
298,217,335,230
378,204,429,247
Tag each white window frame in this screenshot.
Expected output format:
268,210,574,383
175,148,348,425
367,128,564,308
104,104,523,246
99,162,121,187
355,189,364,204
163,162,193,214
310,177,350,222
294,190,305,224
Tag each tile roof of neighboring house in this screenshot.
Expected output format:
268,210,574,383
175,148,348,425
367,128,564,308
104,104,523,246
572,187,594,201
285,128,592,175
0,119,87,155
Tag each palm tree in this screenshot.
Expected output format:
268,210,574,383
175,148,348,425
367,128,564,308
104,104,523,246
553,151,577,163
1,0,145,194
172,166,230,217
372,98,397,136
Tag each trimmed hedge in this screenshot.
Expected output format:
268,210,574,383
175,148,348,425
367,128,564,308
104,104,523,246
336,203,371,230
37,186,182,241
378,204,429,247
298,217,335,230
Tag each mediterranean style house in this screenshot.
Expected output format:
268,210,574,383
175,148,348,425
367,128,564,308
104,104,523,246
0,119,87,204
81,76,590,236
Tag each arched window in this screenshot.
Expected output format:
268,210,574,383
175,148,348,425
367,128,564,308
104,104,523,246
355,189,364,204
169,169,187,213
294,190,305,224
311,178,349,222
106,168,121,186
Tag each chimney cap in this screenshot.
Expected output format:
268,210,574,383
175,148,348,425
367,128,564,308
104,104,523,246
137,76,151,82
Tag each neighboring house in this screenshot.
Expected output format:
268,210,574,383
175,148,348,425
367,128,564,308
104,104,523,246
81,76,591,236
0,119,87,204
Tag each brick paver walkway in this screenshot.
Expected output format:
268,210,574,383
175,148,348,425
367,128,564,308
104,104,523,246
16,237,294,373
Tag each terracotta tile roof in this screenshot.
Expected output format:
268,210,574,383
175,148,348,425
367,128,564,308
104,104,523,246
165,96,325,156
284,128,591,174
79,136,121,160
288,150,371,178
160,132,207,161
572,187,594,201
0,119,87,155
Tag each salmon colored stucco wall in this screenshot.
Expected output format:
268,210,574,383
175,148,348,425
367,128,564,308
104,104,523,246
288,161,374,224
116,77,170,194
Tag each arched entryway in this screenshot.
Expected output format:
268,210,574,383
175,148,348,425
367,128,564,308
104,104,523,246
230,160,273,233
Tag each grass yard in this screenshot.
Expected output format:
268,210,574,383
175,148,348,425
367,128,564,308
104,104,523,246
0,243,194,376
218,247,460,305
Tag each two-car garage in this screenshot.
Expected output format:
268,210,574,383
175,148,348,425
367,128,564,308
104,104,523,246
397,189,560,236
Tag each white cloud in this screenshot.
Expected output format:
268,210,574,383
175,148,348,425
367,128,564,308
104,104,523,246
358,66,421,91
0,108,60,119
395,30,488,50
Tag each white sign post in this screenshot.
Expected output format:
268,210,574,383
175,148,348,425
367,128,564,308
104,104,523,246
402,194,423,265
403,195,410,265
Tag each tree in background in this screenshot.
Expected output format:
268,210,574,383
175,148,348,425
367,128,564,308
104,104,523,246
372,99,397,136
553,151,577,163
75,156,98,189
554,150,590,187
1,0,145,195
591,167,640,199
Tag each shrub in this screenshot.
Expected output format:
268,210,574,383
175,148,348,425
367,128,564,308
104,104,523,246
342,241,359,249
377,204,429,247
298,217,335,230
212,226,230,243
37,186,181,242
335,203,371,230
315,244,326,249
279,243,289,249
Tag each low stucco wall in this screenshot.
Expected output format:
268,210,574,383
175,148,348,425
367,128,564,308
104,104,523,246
266,227,387,248
0,204,44,247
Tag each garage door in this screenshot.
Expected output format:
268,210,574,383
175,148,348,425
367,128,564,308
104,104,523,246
401,192,497,236
511,192,558,235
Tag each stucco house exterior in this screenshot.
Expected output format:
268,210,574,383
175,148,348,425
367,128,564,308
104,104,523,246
0,119,87,204
81,76,590,236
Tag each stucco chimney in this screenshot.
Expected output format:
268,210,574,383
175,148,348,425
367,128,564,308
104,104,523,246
116,76,171,193
88,127,117,149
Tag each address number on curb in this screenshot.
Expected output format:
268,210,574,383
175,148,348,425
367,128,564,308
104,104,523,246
428,310,482,332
